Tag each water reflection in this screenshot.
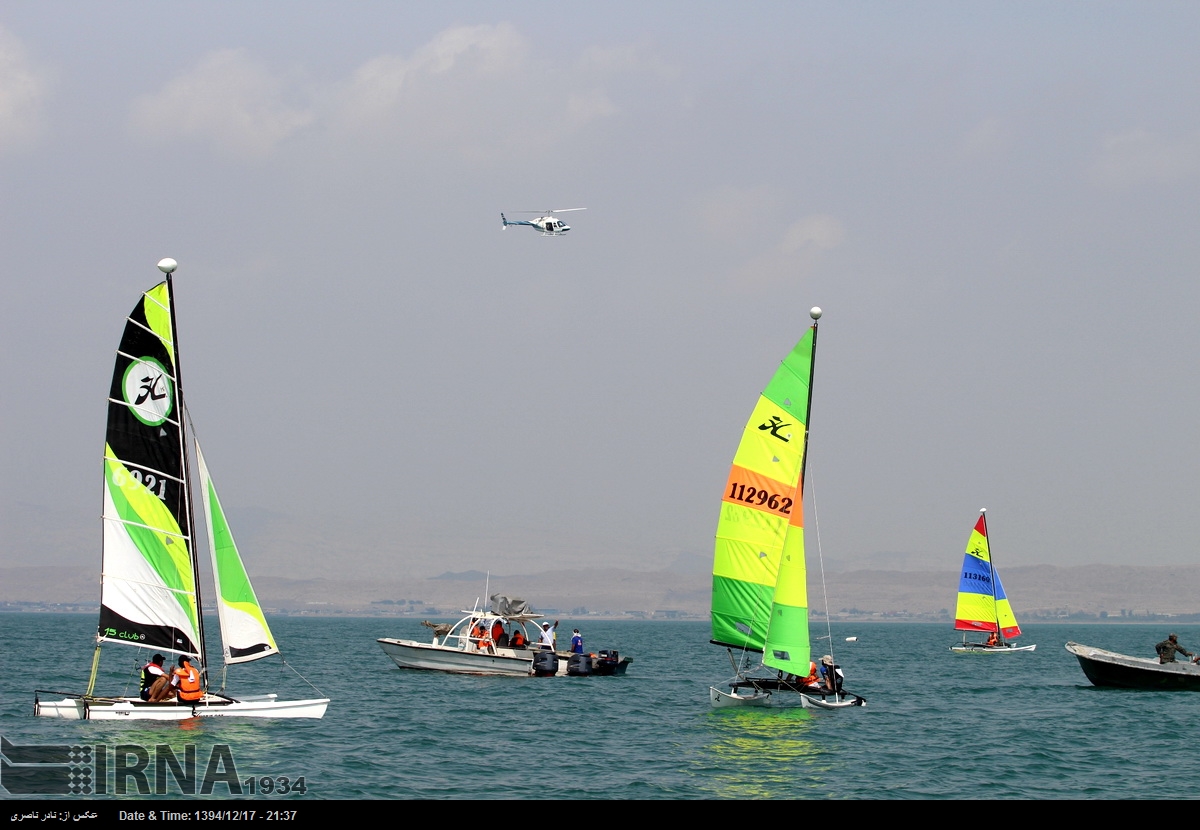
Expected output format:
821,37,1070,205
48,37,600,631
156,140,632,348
697,706,837,799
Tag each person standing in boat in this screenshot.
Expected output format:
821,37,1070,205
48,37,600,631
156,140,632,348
538,621,559,650
571,629,584,654
1156,633,1194,664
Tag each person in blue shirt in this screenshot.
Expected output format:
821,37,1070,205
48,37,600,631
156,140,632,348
571,629,583,654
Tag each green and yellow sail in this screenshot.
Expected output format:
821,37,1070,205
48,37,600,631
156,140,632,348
712,320,817,676
197,446,279,664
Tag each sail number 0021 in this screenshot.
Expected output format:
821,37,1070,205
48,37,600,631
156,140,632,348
727,483,792,513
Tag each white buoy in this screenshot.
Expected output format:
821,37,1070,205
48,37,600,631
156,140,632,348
157,258,178,274
845,636,858,642
810,306,822,320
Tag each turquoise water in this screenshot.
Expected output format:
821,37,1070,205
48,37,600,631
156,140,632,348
3,614,1198,799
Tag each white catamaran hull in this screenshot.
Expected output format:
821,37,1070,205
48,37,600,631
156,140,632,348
709,686,771,707
950,643,1037,654
35,694,330,720
800,693,866,710
377,638,540,676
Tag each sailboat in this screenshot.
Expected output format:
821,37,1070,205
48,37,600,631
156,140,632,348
949,509,1035,654
708,308,864,709
35,259,329,720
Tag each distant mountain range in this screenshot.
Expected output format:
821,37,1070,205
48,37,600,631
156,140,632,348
5,564,1200,620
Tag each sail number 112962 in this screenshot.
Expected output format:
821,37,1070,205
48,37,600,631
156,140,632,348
727,483,793,514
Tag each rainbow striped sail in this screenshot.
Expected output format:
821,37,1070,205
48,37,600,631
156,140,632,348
954,511,1021,640
712,321,817,673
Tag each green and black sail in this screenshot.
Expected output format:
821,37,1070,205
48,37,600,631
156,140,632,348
98,281,200,656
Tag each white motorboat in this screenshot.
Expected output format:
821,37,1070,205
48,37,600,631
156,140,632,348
377,595,631,678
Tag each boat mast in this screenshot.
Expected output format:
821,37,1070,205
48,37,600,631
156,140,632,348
160,258,209,674
799,307,821,493
980,508,1003,646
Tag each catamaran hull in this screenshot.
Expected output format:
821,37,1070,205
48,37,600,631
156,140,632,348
1066,642,1200,691
709,686,771,707
800,693,867,710
950,643,1036,653
34,694,329,720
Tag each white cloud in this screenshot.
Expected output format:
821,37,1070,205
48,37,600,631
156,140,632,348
731,214,848,287
578,43,678,80
1089,129,1200,187
336,24,527,128
0,27,49,152
780,215,847,253
128,49,314,158
694,186,786,242
959,117,1013,161
566,89,618,127
123,25,666,163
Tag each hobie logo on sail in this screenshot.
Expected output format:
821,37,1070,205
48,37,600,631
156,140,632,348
122,358,173,426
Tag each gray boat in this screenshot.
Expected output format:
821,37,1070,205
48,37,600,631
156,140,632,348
1066,642,1200,691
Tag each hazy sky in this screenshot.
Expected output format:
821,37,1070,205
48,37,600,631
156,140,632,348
3,3,1199,582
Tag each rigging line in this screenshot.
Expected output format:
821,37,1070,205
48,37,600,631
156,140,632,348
101,516,191,543
807,468,836,668
101,452,185,485
106,397,185,434
280,657,326,696
114,345,179,382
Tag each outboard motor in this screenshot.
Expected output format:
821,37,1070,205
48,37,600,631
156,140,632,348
532,651,559,677
567,653,592,676
594,649,620,675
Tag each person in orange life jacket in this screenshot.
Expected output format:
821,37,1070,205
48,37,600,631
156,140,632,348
510,628,528,649
477,624,495,654
491,619,508,649
173,655,204,703
140,654,174,702
469,619,486,650
986,632,1000,647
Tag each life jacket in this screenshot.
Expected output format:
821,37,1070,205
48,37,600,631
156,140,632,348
140,662,164,694
801,661,819,685
174,662,203,701
511,631,527,647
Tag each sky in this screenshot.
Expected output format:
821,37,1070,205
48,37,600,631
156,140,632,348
2,2,1199,583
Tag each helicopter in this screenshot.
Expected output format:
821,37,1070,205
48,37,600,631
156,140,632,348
500,208,586,236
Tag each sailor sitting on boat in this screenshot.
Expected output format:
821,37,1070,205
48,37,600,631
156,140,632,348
140,654,175,702
818,655,844,693
986,632,1000,647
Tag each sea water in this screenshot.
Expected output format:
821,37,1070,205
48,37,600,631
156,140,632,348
2,614,1197,799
